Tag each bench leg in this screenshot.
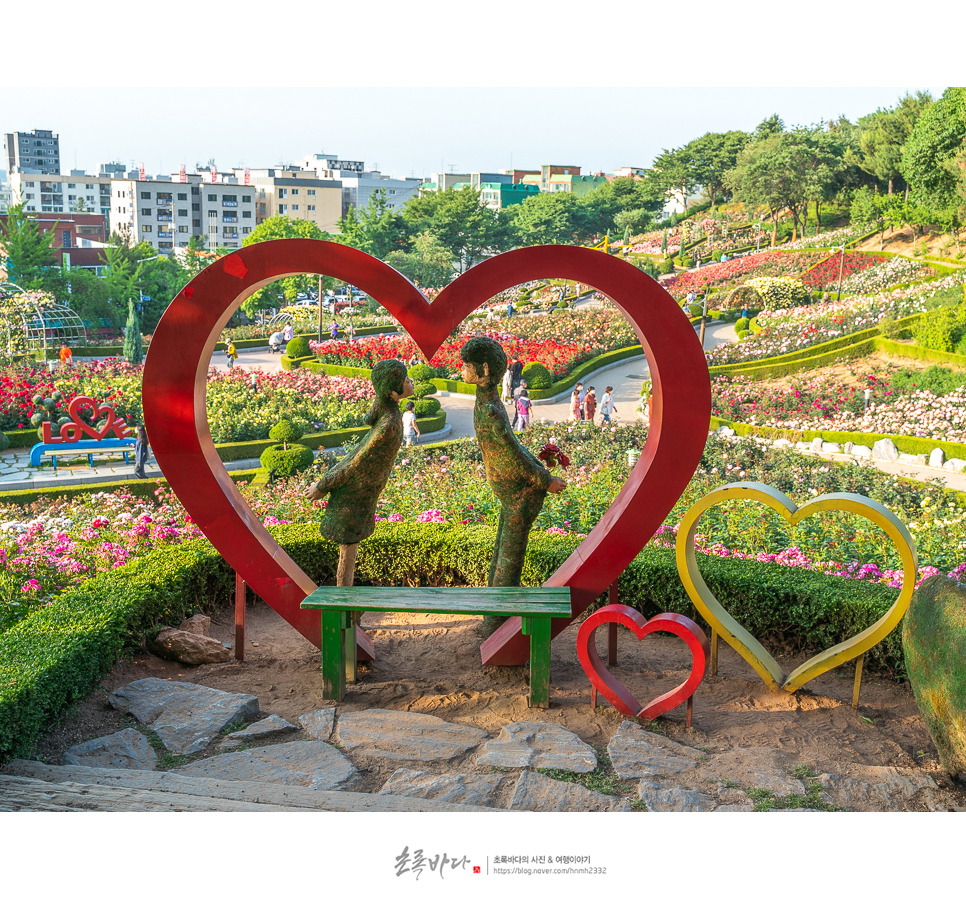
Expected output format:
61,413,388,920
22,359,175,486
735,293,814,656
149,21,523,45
345,610,360,684
321,609,346,700
525,617,552,709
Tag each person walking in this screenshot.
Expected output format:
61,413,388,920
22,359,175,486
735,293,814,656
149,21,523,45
583,385,597,423
570,382,584,421
501,365,514,404
133,423,150,479
59,343,73,368
515,387,532,431
226,339,238,369
599,386,618,425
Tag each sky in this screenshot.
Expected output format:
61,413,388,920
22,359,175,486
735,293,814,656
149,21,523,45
0,86,951,181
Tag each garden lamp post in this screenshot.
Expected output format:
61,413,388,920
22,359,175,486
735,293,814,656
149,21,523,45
836,245,846,302
754,223,762,253
38,303,47,365
698,286,710,347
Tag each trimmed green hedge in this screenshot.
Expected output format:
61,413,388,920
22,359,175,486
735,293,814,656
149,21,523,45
0,521,904,763
709,415,966,463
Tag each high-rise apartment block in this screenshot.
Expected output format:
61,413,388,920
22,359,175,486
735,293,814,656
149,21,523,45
4,129,61,175
236,167,343,233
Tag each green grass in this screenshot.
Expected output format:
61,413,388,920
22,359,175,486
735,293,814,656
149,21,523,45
746,766,844,812
537,745,635,798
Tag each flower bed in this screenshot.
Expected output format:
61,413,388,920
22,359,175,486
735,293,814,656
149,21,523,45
662,251,822,296
840,257,931,296
799,251,892,289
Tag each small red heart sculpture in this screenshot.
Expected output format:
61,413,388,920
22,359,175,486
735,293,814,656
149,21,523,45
143,241,711,660
577,605,710,720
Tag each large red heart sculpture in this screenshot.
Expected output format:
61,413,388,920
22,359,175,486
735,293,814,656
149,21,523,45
143,240,711,665
577,605,710,719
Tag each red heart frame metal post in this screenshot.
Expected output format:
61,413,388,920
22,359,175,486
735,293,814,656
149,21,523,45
143,240,711,664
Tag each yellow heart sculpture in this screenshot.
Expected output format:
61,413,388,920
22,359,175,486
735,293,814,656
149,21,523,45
674,483,918,693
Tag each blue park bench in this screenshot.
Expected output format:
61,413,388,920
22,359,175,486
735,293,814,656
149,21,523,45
29,437,137,471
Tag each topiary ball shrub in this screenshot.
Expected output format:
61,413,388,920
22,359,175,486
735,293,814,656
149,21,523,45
735,317,750,333
286,336,312,358
658,258,675,275
413,397,441,417
269,419,304,445
260,443,315,478
414,381,438,399
711,249,724,262
522,361,553,390
408,363,437,382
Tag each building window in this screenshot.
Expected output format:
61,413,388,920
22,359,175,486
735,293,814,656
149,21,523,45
291,205,299,211
242,195,251,202
308,190,316,197
178,225,188,233
192,203,200,212
193,219,201,227
308,205,316,212
68,183,76,189
242,211,251,218
278,204,287,214
178,193,187,200
141,192,151,199
178,209,188,217
62,230,71,247
208,210,217,217
242,226,251,235
207,194,216,201
278,188,288,199
142,225,152,232
141,208,152,216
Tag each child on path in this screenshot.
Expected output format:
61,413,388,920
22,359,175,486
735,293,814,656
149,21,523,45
402,400,421,446
515,388,532,431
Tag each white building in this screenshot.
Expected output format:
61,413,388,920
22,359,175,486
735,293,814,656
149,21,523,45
9,170,113,220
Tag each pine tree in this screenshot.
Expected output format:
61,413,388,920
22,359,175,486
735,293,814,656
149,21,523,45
123,298,144,364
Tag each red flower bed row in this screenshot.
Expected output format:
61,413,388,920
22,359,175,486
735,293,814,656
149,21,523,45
798,252,891,289
311,333,595,380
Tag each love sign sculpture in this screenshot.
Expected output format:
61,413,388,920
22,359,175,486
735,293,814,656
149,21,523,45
41,395,132,443
143,241,711,662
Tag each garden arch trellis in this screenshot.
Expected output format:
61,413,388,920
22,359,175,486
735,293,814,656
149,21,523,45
0,282,88,357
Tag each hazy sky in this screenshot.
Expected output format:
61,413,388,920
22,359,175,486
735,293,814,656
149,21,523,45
1,86,949,181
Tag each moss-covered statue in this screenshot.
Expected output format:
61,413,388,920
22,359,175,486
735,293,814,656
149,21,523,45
306,358,413,586
460,336,566,636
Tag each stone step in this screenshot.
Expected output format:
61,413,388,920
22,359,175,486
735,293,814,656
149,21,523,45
1,761,500,812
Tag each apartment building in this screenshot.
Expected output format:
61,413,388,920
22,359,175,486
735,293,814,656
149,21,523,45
3,129,60,175
10,170,113,220
237,167,343,233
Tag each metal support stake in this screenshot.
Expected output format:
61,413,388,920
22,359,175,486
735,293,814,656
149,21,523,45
710,631,718,677
234,572,245,661
607,581,619,666
852,653,865,708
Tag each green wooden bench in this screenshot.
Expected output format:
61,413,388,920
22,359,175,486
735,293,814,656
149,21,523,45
300,586,573,708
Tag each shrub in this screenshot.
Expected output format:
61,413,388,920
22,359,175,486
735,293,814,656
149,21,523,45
286,335,312,358
408,363,437,381
658,258,675,275
259,443,315,477
745,276,810,311
413,397,441,417
522,361,553,390
735,317,750,333
711,249,724,262
414,381,438,399
269,419,304,445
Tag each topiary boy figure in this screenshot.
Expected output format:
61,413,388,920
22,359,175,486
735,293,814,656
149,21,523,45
460,336,566,636
305,358,413,587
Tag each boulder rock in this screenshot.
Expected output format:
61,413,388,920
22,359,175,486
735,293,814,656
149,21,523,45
902,574,966,779
810,437,825,452
773,439,792,449
179,614,211,636
795,442,811,451
298,708,336,741
109,678,260,755
148,627,229,665
636,780,716,812
64,728,157,771
378,768,505,807
822,442,842,454
843,441,854,454
943,458,966,472
477,722,597,773
929,448,946,468
852,445,873,458
872,438,899,461
222,714,297,744
897,452,928,466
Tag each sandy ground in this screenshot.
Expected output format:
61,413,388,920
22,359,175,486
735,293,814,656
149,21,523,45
27,598,965,808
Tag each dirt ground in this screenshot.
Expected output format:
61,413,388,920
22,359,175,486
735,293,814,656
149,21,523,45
859,226,964,260
27,599,966,809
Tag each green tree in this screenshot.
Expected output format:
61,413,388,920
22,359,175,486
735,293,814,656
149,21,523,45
0,203,58,286
577,176,665,239
651,146,699,212
682,130,751,214
424,186,505,272
123,299,144,363
508,192,581,245
337,188,408,259
385,231,455,288
241,215,328,317
853,92,933,196
900,87,966,214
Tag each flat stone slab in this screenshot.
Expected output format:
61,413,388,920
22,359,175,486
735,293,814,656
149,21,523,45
636,780,716,812
108,678,260,755
64,728,157,771
335,709,488,763
223,714,297,745
298,708,336,741
852,445,873,458
378,768,505,807
476,722,597,773
175,739,356,790
817,766,940,811
607,722,703,778
509,770,629,812
706,748,806,798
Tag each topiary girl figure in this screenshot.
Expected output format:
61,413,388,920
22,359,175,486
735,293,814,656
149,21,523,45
305,358,413,587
